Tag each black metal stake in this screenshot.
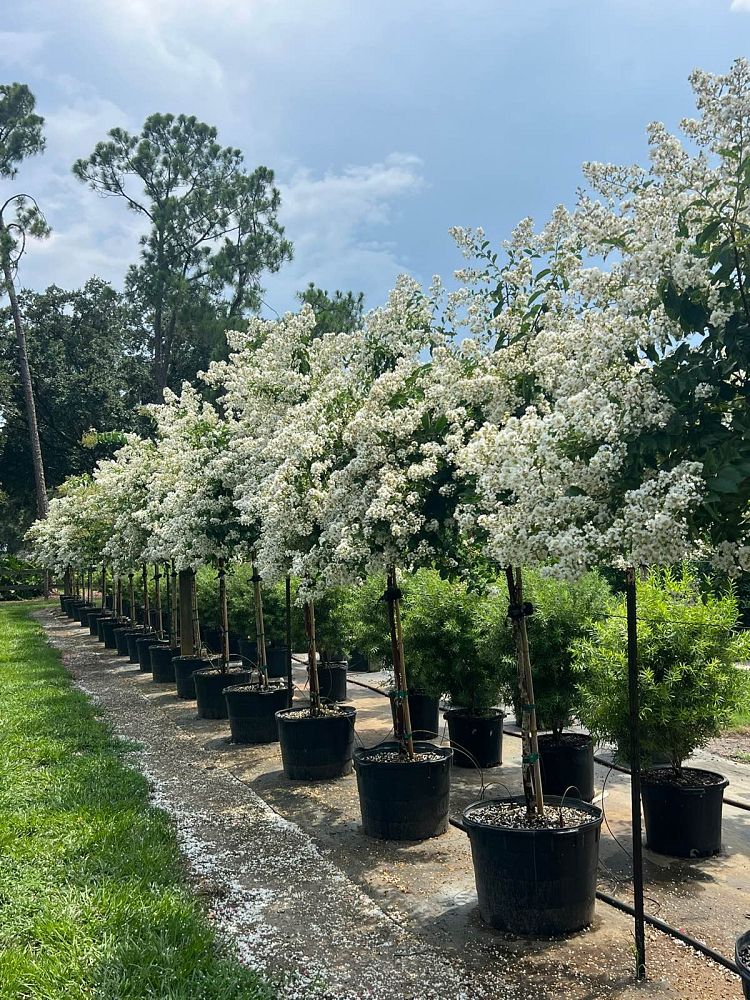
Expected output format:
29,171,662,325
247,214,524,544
626,566,646,979
285,574,293,708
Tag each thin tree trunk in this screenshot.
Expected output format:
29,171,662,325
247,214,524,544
153,564,163,637
385,566,415,761
505,566,544,817
285,575,293,708
0,219,47,518
100,563,106,611
142,562,150,629
251,563,269,687
170,561,178,645
304,599,321,715
218,558,229,672
626,567,646,978
128,572,135,623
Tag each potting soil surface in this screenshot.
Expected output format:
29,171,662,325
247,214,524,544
39,609,750,1000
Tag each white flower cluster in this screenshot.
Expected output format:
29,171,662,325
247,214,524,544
27,63,750,585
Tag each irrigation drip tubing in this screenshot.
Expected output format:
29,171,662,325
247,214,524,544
595,891,741,978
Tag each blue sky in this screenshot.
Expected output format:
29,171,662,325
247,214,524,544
2,0,749,315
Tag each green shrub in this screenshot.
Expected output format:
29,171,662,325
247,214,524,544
196,564,306,648
337,574,391,667
574,567,750,770
400,570,508,712
489,571,612,737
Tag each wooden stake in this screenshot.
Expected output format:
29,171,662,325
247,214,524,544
178,569,195,656
100,563,106,611
141,562,150,629
153,564,163,637
285,575,293,708
251,563,269,688
505,566,544,817
218,558,229,671
128,572,135,622
170,561,178,645
305,599,321,715
385,566,415,761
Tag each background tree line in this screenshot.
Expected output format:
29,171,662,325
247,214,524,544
0,83,364,552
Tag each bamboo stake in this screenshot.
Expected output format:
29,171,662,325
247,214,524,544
170,560,178,645
385,566,415,761
285,575,293,708
141,562,150,629
128,572,135,623
100,563,106,611
191,572,200,653
153,564,163,637
251,563,269,688
305,599,321,715
505,566,544,817
87,567,92,605
218,558,229,672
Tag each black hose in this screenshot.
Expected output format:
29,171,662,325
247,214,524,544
595,890,741,977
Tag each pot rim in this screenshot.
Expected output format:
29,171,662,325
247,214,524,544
462,795,602,835
736,930,750,978
224,683,290,696
444,706,506,720
537,732,593,748
275,705,356,722
353,740,453,767
641,766,728,790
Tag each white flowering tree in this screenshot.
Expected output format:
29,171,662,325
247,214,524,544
94,435,161,622
573,58,750,568
142,384,251,667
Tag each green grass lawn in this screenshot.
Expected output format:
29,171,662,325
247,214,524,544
0,602,271,1000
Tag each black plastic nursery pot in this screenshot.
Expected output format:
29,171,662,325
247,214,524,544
194,666,251,719
136,634,162,672
75,604,94,625
225,684,290,744
58,594,68,612
113,626,134,656
640,767,729,858
389,691,440,741
458,796,602,936
276,706,356,780
125,628,146,662
347,649,371,672
96,615,109,641
736,930,750,1000
68,599,87,620
102,616,128,648
200,625,222,652
173,656,207,699
318,663,347,702
150,643,180,683
538,733,595,803
445,708,504,769
237,638,271,667
267,645,287,679
87,610,108,635
61,596,76,615
354,741,453,841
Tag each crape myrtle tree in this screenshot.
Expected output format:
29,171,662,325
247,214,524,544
206,304,329,704
0,83,49,522
142,384,252,669
74,113,293,396
574,57,750,570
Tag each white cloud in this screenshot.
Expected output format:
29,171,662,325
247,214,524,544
730,0,750,10
263,153,426,313
0,30,47,67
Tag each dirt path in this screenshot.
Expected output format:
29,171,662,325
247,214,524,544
38,609,745,1000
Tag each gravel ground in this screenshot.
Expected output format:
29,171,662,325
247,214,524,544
37,609,745,1000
